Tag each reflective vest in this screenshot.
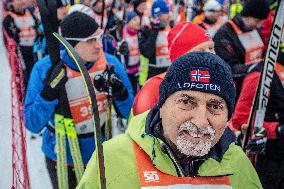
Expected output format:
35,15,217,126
133,142,233,189
8,11,36,46
123,28,140,69
65,50,107,135
228,20,264,65
154,27,171,68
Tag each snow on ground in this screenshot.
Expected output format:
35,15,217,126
0,9,13,189
0,5,52,189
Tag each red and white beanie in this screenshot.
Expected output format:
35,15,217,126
168,22,212,62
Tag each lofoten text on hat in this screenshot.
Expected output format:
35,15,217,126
177,82,221,92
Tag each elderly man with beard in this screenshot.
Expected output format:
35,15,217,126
77,52,262,189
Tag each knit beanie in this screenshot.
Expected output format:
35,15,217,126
67,4,95,18
126,11,139,23
151,0,170,18
157,52,236,119
132,0,147,11
60,11,99,47
203,0,222,12
241,0,269,20
168,22,212,62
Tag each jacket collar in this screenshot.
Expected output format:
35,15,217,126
61,50,95,71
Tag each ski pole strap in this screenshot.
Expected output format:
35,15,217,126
64,118,85,184
52,32,106,189
55,114,69,189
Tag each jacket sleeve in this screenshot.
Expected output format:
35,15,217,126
76,153,99,189
24,57,58,133
106,54,134,118
213,28,251,77
229,145,263,189
232,71,278,139
133,76,162,116
2,15,20,43
138,27,158,59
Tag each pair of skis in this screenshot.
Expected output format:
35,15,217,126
242,0,284,156
52,33,106,189
36,0,106,188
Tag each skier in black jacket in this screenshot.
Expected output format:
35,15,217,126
213,0,269,98
138,0,171,81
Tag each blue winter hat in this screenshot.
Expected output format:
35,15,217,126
157,52,236,119
151,0,170,18
126,11,138,23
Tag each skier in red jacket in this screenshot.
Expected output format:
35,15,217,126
132,22,214,116
232,45,284,189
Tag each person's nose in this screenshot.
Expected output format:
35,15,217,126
94,40,103,49
190,105,209,129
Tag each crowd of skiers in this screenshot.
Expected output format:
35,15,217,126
2,0,284,188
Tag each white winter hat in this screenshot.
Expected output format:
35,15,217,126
203,0,222,12
67,4,95,18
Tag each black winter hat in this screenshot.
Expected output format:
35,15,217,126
60,11,99,47
132,0,147,11
241,0,269,20
157,52,236,119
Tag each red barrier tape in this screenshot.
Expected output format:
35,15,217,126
3,28,30,189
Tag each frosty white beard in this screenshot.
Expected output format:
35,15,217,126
176,121,216,157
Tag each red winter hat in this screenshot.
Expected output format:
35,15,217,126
168,22,212,62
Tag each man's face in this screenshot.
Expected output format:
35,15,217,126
83,0,93,6
159,13,170,25
137,2,147,14
11,1,25,13
74,29,103,63
190,41,215,54
210,11,223,22
57,7,68,20
128,16,141,30
244,17,262,30
94,0,104,13
160,90,228,157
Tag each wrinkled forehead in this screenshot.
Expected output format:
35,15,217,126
167,90,226,104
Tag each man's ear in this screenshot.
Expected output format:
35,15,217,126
159,105,164,119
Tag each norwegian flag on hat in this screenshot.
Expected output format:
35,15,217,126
190,69,210,83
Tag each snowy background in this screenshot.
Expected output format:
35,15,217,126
0,5,52,189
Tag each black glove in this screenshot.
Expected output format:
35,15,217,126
40,60,67,101
276,124,284,138
94,65,128,101
117,41,128,56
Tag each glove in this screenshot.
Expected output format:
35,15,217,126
117,41,128,56
246,137,267,154
246,128,267,154
40,61,67,101
94,65,128,101
276,124,284,138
